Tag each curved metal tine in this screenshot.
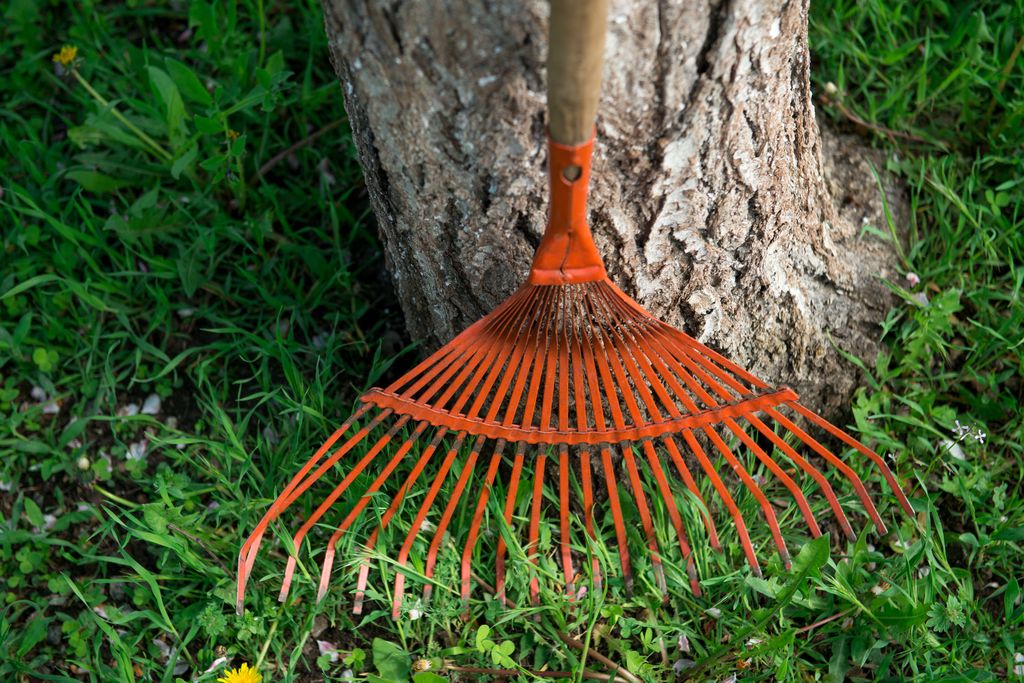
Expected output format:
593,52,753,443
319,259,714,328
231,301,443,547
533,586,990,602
403,283,538,406
579,447,600,591
660,436,722,550
789,402,913,518
460,440,507,605
590,312,722,549
762,406,885,533
567,285,601,590
599,311,749,564
391,282,536,401
236,404,378,612
627,328,794,566
590,285,702,594
577,292,633,590
678,430,763,575
421,436,484,604
558,445,575,598
722,417,822,538
703,425,792,568
527,449,548,606
391,432,466,618
581,287,665,595
385,284,533,396
495,441,527,606
278,415,413,601
316,421,432,602
555,288,575,598
744,412,855,540
353,428,447,614
671,334,852,540
491,289,558,605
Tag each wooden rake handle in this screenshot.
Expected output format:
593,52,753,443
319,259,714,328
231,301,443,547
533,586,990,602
548,0,610,145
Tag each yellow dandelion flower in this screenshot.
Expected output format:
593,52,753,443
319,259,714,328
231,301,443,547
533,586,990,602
217,662,262,683
226,129,240,141
52,45,78,66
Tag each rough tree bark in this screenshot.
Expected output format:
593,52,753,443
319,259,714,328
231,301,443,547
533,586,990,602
322,0,906,415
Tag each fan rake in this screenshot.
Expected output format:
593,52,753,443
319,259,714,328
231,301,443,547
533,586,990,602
236,0,912,619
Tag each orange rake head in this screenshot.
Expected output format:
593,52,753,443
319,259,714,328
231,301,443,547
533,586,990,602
236,134,914,618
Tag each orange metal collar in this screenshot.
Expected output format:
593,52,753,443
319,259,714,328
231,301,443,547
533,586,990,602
527,134,607,285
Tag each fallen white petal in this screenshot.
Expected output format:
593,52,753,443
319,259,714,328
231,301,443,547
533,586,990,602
141,394,162,415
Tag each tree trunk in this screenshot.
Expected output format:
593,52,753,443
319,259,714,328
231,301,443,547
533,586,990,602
322,0,905,416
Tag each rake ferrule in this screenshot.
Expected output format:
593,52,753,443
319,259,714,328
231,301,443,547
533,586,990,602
528,136,606,285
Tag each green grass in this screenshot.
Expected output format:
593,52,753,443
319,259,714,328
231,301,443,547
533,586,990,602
1,0,1021,681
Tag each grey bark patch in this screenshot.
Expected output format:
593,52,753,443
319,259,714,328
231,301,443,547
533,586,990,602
322,0,907,417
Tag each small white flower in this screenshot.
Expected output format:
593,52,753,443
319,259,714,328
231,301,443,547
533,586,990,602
871,584,886,595
824,81,838,96
0,481,13,492
906,272,920,287
119,403,139,417
917,567,930,579
678,634,690,653
409,607,423,620
1014,652,1024,677
76,455,91,471
705,607,722,619
141,394,161,415
42,399,60,415
973,431,986,444
30,386,47,401
43,513,57,530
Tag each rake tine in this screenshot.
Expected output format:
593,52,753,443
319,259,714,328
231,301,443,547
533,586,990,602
387,285,532,397
279,415,412,602
568,287,603,590
662,436,722,551
745,413,855,540
763,406,885,533
558,445,575,597
585,309,670,596
555,289,575,598
422,436,484,604
236,404,379,612
789,402,913,518
622,326,793,565
577,315,634,586
578,448,601,592
495,441,527,606
723,417,823,538
597,304,722,548
414,283,538,410
600,445,633,592
527,449,548,606
391,433,466,619
679,430,762,575
460,440,507,604
316,421,430,603
703,426,791,569
588,308,755,571
353,428,447,614
591,286,703,592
